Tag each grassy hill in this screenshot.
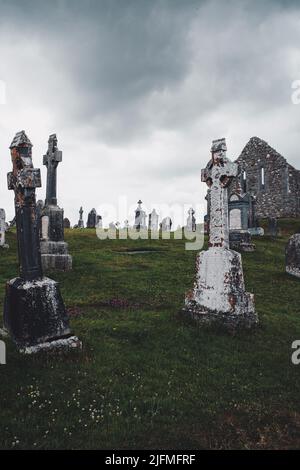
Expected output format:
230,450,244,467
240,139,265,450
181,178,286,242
0,220,300,449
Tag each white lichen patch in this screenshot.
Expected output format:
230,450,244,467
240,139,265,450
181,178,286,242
19,336,82,355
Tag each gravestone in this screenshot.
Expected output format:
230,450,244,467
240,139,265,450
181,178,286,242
134,200,147,231
40,134,72,271
148,209,159,231
161,217,172,232
36,199,44,237
268,217,278,238
87,208,97,228
64,218,71,229
9,216,16,228
96,215,102,228
229,230,255,252
286,234,300,278
186,208,196,232
78,207,84,228
3,131,81,353
0,209,9,249
182,138,258,331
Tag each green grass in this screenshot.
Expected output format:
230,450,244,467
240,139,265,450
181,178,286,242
0,221,300,449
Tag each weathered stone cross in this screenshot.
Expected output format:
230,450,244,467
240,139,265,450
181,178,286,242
8,131,43,280
201,138,237,249
43,134,62,206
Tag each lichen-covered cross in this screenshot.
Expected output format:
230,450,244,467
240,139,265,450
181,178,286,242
43,134,62,206
201,138,237,248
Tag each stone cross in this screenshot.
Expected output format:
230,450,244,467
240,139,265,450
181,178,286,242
4,131,80,352
43,134,62,206
201,138,237,249
78,206,84,228
7,131,43,280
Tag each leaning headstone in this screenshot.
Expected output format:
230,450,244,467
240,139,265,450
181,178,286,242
0,209,9,249
87,208,97,228
2,131,81,353
286,234,300,278
40,134,72,271
64,218,71,229
134,200,147,231
182,138,258,331
186,208,196,232
78,206,84,228
148,209,159,231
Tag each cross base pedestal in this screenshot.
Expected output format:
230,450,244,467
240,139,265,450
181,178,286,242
182,247,258,331
3,277,72,348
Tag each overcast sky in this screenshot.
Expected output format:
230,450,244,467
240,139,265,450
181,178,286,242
0,0,300,226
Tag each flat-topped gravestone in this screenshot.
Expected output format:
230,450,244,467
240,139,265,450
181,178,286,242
0,209,9,249
229,230,255,252
2,131,81,353
148,209,159,231
182,138,258,331
40,134,72,271
286,233,300,278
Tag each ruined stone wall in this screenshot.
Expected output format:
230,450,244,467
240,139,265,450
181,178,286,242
231,137,300,219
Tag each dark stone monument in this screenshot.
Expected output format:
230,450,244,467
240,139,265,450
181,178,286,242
268,217,278,238
87,208,97,228
78,207,84,228
134,200,147,231
64,218,71,229
229,230,255,252
40,134,72,271
286,233,300,278
2,131,81,353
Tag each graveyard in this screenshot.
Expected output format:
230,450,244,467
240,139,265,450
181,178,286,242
1,1,300,458
0,219,300,449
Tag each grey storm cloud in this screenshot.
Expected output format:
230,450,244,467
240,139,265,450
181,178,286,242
1,0,299,144
0,0,300,224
